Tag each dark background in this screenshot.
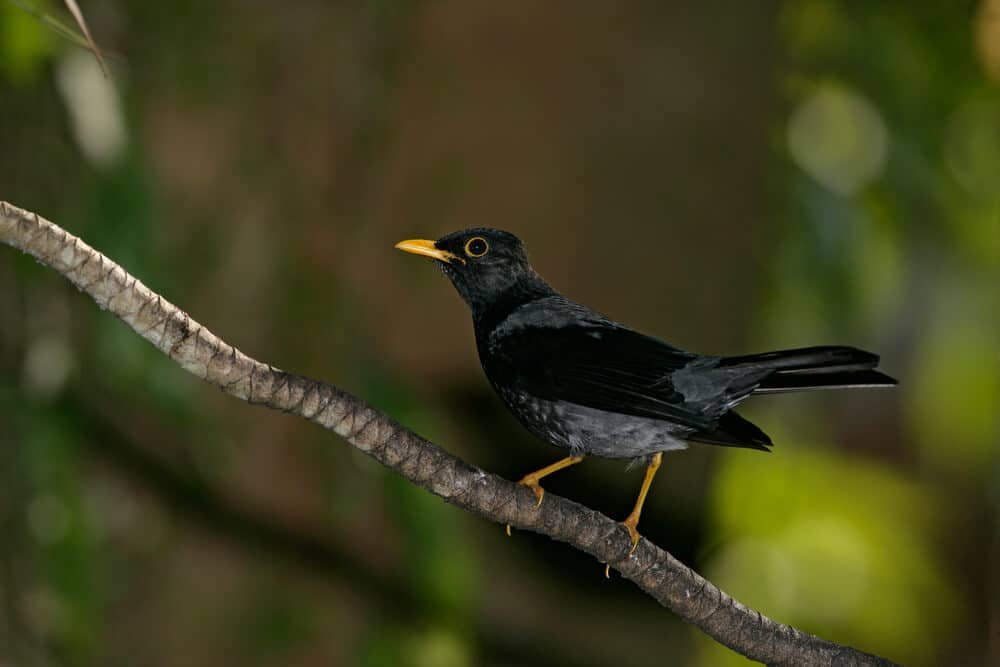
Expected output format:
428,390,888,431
1,1,998,665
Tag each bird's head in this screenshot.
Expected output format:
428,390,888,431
395,228,550,316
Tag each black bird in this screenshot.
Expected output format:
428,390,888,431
396,229,896,559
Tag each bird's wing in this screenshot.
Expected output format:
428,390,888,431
486,323,721,430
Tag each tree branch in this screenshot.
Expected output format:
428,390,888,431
1,201,898,666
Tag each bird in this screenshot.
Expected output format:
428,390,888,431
395,229,896,566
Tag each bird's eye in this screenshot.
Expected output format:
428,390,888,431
464,237,489,257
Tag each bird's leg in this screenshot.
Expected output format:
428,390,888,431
621,452,662,554
605,452,663,578
516,455,584,507
505,455,584,536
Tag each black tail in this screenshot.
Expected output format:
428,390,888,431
719,345,897,394
690,411,773,451
689,346,896,452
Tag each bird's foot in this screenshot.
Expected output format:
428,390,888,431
505,477,546,536
604,513,643,578
517,475,547,509
505,456,583,536
622,513,642,555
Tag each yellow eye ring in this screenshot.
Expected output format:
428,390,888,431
464,237,489,257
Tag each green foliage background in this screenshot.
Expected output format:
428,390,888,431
1,1,997,665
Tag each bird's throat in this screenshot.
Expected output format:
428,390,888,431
472,279,556,341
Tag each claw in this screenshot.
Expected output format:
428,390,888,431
505,478,545,535
602,519,642,578
504,456,583,538
518,477,545,509
623,516,641,555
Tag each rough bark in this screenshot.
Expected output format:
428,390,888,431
1,201,898,666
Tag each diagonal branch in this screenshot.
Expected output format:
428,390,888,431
0,201,898,667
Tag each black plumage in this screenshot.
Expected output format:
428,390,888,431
396,229,896,556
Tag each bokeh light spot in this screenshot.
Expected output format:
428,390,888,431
787,83,888,196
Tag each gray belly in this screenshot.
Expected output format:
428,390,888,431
497,387,692,459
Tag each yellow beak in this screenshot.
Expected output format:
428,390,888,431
394,239,464,264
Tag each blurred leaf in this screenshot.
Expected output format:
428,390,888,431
22,407,105,665
908,294,1000,479
787,81,888,196
0,1,56,83
4,0,113,72
234,580,316,661
941,92,1000,269
402,627,470,667
699,446,963,666
360,624,471,667
853,194,904,330
780,0,851,59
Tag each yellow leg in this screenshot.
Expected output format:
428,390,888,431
506,455,584,536
623,452,662,552
605,452,663,578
